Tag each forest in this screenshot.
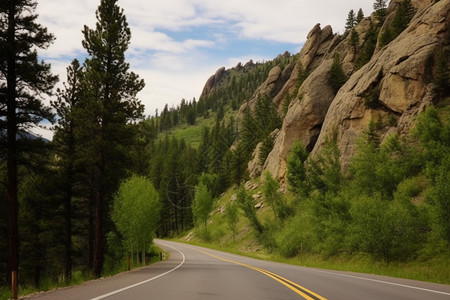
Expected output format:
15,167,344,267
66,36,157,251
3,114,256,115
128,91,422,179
1,0,449,298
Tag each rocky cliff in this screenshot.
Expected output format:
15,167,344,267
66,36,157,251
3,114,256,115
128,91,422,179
264,0,450,179
200,0,450,181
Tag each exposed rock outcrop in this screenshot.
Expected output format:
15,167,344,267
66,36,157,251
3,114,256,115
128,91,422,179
265,59,335,179
263,0,449,179
312,0,450,168
200,67,226,99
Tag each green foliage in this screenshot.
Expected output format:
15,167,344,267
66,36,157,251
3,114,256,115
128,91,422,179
434,50,450,99
276,213,309,258
282,63,308,116
262,172,289,222
1,0,58,290
373,0,388,23
427,154,450,245
286,141,310,196
111,176,161,254
230,142,250,186
364,86,381,108
306,133,342,195
79,0,146,276
259,135,274,166
328,53,348,94
225,201,239,242
345,9,357,30
379,27,395,48
239,94,281,173
392,0,415,35
355,25,379,69
356,8,365,23
379,0,415,47
192,183,214,229
349,193,424,262
308,191,350,256
349,132,420,199
282,91,294,116
236,185,263,234
349,29,360,51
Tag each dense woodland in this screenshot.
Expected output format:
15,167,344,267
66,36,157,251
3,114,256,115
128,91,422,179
1,0,449,298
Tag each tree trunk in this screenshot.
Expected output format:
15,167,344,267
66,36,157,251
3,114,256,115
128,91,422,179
63,176,73,282
6,3,19,298
93,153,104,278
93,187,103,277
87,189,94,270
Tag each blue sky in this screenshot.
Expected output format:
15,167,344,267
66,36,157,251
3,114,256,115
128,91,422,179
33,0,375,138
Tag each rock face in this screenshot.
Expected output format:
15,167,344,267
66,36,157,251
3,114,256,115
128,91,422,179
312,0,450,168
265,59,335,179
263,0,450,179
201,67,226,98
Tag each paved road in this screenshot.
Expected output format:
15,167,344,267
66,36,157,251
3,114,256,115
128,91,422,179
28,240,450,300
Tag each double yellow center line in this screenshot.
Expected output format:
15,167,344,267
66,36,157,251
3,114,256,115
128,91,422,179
196,249,327,300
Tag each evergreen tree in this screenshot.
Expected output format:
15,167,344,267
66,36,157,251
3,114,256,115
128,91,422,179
356,8,365,23
286,140,310,196
51,59,83,282
349,29,360,51
79,0,145,277
0,0,57,295
328,53,348,94
392,0,415,36
373,0,388,23
380,0,415,47
434,50,450,99
345,9,357,30
355,24,379,69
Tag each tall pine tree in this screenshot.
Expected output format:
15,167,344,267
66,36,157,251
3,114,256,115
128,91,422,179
79,0,145,277
0,0,57,296
51,59,83,282
345,9,357,30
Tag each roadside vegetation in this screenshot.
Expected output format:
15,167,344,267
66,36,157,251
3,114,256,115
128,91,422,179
181,104,450,285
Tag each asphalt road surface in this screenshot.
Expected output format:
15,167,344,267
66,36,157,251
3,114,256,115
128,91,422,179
28,240,450,300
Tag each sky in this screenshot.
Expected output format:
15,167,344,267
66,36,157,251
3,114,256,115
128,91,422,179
33,0,375,139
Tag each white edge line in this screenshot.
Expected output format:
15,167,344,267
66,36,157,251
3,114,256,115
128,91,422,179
89,242,185,300
317,270,450,296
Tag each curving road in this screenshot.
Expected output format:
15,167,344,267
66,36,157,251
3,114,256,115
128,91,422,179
29,240,450,300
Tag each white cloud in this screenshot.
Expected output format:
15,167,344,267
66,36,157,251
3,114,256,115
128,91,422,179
34,0,375,140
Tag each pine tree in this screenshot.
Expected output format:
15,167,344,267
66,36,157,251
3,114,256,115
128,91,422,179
345,9,357,30
357,8,365,23
434,50,450,99
79,0,145,277
350,29,360,51
373,0,388,23
51,59,83,282
0,0,57,295
392,0,415,36
328,53,348,94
